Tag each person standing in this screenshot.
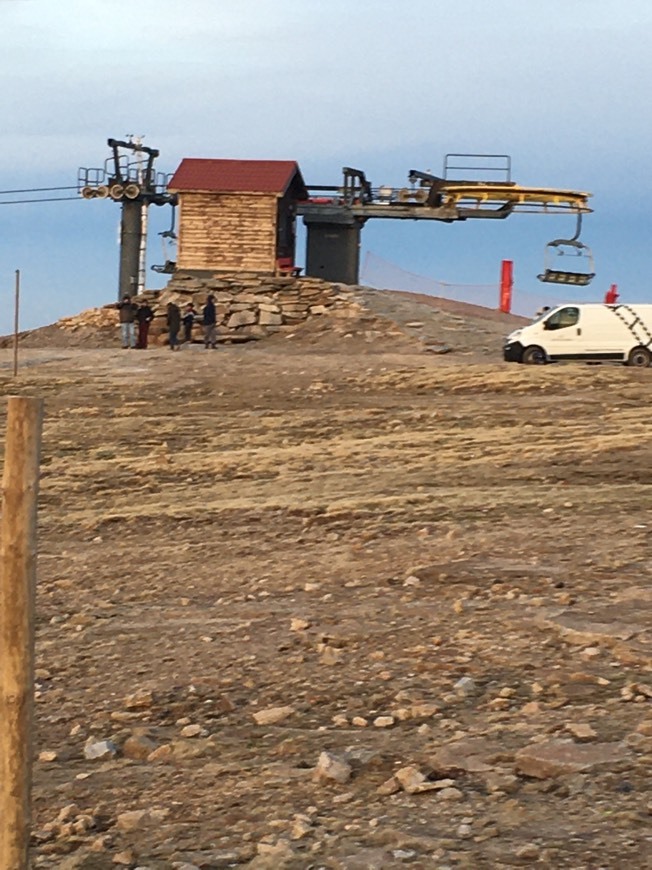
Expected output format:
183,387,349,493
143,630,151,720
182,303,196,345
135,300,154,349
115,295,138,349
167,302,181,351
202,294,217,349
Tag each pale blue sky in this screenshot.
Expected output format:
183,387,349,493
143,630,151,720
1,0,651,329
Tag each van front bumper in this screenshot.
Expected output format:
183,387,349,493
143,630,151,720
503,341,524,362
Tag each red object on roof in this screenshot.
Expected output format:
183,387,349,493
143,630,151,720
168,158,306,196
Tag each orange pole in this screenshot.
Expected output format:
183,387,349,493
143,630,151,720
500,260,513,313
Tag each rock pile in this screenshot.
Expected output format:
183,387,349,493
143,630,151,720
56,272,367,346
57,307,119,331
151,271,360,345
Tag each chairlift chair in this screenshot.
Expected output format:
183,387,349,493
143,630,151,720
537,237,595,286
537,212,595,286
151,205,177,274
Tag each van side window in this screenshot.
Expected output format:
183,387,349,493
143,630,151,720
544,307,579,330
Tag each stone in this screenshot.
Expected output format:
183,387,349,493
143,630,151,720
410,703,439,718
565,722,597,741
115,809,151,832
454,676,477,697
516,843,541,860
227,310,256,328
290,814,313,839
313,750,352,784
252,705,295,726
147,744,173,763
39,750,58,763
394,765,440,794
83,739,117,761
180,723,203,738
373,715,395,728
514,741,630,779
376,776,401,795
290,617,311,631
352,716,368,727
122,734,157,760
123,690,154,709
258,310,283,326
57,803,80,823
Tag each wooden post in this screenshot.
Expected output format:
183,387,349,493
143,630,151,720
0,396,43,870
13,270,20,378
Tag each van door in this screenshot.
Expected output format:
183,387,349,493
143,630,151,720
541,306,583,359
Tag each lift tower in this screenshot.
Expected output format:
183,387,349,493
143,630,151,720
79,138,177,300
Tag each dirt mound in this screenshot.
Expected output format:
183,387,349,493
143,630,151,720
2,284,525,359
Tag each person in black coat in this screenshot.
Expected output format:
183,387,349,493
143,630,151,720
182,303,196,344
135,301,154,349
167,302,181,351
203,295,217,348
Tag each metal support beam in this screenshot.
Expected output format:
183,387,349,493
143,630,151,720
118,200,142,300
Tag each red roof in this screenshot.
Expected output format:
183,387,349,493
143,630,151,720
168,158,306,196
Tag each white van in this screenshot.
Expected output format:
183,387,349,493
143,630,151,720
503,303,652,367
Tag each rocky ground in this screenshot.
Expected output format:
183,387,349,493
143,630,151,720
0,293,650,869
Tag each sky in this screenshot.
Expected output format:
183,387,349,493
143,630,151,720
1,0,651,330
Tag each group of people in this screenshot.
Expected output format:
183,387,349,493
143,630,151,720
166,296,218,350
114,296,155,349
113,294,218,350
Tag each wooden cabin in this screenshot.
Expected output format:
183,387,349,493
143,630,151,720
167,158,308,274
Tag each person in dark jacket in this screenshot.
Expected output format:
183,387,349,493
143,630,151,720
114,295,139,348
182,303,196,344
202,294,217,348
167,302,181,351
135,301,154,349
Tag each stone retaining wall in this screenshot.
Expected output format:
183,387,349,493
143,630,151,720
148,271,358,344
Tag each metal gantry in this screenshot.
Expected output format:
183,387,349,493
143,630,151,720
297,155,593,284
78,137,177,300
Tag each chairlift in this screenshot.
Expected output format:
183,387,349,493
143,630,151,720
537,213,595,286
151,205,177,274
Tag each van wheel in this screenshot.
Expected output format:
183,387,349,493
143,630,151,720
522,345,547,365
627,347,652,368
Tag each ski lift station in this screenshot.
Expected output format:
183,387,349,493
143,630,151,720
79,142,595,300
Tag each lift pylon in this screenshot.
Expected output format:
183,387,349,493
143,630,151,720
78,138,177,300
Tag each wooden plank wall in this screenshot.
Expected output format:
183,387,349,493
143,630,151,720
177,193,278,272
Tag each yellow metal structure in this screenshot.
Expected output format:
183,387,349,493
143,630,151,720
440,183,592,214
